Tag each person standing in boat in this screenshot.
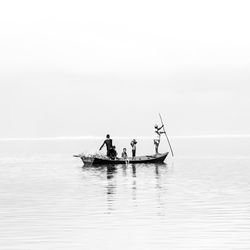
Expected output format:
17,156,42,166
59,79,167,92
130,139,137,158
99,134,113,158
154,124,165,154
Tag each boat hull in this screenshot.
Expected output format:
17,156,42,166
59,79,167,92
81,152,168,165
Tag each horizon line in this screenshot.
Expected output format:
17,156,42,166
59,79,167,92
0,134,250,141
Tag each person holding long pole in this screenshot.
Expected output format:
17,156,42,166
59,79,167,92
154,124,165,154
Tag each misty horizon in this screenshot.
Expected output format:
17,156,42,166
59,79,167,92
1,0,250,138
1,134,250,141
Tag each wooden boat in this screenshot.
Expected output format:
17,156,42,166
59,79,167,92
74,152,168,165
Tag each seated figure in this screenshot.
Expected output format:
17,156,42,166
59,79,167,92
109,146,117,160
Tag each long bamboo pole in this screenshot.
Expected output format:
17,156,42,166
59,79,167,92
159,113,174,157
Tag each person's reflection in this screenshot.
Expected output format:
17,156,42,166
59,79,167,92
155,163,168,177
155,164,159,177
122,164,127,177
155,163,162,191
107,165,116,180
154,163,168,189
131,164,137,202
106,165,117,212
154,163,169,217
132,164,136,177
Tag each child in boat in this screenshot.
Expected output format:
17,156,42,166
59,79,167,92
154,124,164,154
109,146,117,160
121,148,127,159
130,139,137,158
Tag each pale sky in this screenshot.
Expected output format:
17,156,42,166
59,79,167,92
0,0,249,138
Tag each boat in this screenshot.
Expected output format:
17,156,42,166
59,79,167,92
74,114,173,165
74,152,168,165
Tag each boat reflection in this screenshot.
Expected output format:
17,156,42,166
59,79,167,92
81,162,170,213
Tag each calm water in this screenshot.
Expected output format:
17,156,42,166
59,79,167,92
0,138,250,249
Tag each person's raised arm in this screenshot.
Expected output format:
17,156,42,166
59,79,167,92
158,124,164,130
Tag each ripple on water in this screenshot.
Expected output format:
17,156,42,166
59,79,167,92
0,156,250,249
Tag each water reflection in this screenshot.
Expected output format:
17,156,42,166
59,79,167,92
106,165,116,179
81,163,170,212
80,163,172,219
2,141,250,250
154,163,169,217
132,164,136,177
155,164,159,176
122,164,127,177
106,165,117,212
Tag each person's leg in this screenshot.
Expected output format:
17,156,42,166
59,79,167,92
154,140,159,154
132,149,136,158
154,140,157,154
107,150,110,158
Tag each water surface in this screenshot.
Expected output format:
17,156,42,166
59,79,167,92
0,138,250,249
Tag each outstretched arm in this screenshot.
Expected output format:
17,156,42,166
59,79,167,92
99,141,105,150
